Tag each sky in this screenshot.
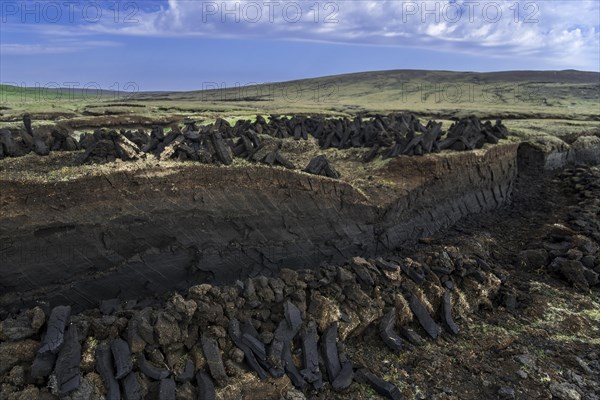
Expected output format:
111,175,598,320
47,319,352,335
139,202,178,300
1,0,599,91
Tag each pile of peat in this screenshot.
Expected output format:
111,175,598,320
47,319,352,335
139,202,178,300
0,114,509,172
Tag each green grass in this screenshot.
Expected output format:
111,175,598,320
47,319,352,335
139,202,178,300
1,70,598,139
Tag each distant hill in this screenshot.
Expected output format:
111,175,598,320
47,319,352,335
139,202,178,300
0,84,119,104
1,70,598,128
129,69,600,118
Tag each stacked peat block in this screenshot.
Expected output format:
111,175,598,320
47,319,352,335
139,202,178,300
78,123,235,165
1,113,510,164
438,117,509,151
305,155,341,178
78,129,141,164
246,137,295,168
0,114,79,159
0,129,24,159
238,113,509,161
22,113,80,155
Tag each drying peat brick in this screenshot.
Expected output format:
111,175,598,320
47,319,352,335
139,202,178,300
31,351,57,378
374,257,400,272
233,134,254,157
96,343,121,400
158,136,184,160
318,321,352,391
301,321,323,390
23,114,33,136
50,129,79,151
269,301,304,373
121,373,142,400
77,130,141,164
319,322,342,382
481,122,500,144
183,120,199,132
141,137,160,153
356,368,402,400
284,301,302,333
123,129,149,148
127,308,154,353
379,309,403,352
241,320,266,361
183,131,202,142
274,150,295,169
400,327,425,346
228,319,268,379
363,144,380,163
201,335,228,385
350,258,375,288
150,125,165,141
304,155,341,179
246,129,261,147
402,135,423,156
0,129,19,158
175,359,195,383
408,293,440,339
453,136,473,151
274,300,302,340
261,149,290,168
400,263,425,285
250,138,280,161
113,133,141,161
242,333,267,361
282,343,307,391
331,360,353,392
422,122,443,153
210,132,233,165
158,378,176,400
162,130,180,147
306,152,329,172
137,354,169,380
493,120,509,139
53,326,81,395
39,305,71,354
20,127,34,149
78,132,95,149
111,338,133,379
441,290,460,335
196,371,216,400
33,137,50,156
293,124,303,140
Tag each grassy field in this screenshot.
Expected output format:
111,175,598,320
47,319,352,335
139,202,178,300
1,69,598,139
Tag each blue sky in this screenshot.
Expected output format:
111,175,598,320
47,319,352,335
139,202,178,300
1,0,599,91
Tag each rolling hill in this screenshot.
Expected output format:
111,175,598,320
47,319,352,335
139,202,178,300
1,70,598,133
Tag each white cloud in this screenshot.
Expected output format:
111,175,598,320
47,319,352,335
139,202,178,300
3,0,599,69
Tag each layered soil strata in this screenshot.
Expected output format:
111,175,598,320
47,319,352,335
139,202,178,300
0,143,518,310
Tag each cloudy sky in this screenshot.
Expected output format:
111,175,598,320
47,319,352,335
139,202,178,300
1,0,599,91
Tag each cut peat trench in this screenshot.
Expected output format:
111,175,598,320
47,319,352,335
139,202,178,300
1,144,518,311
0,164,597,400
